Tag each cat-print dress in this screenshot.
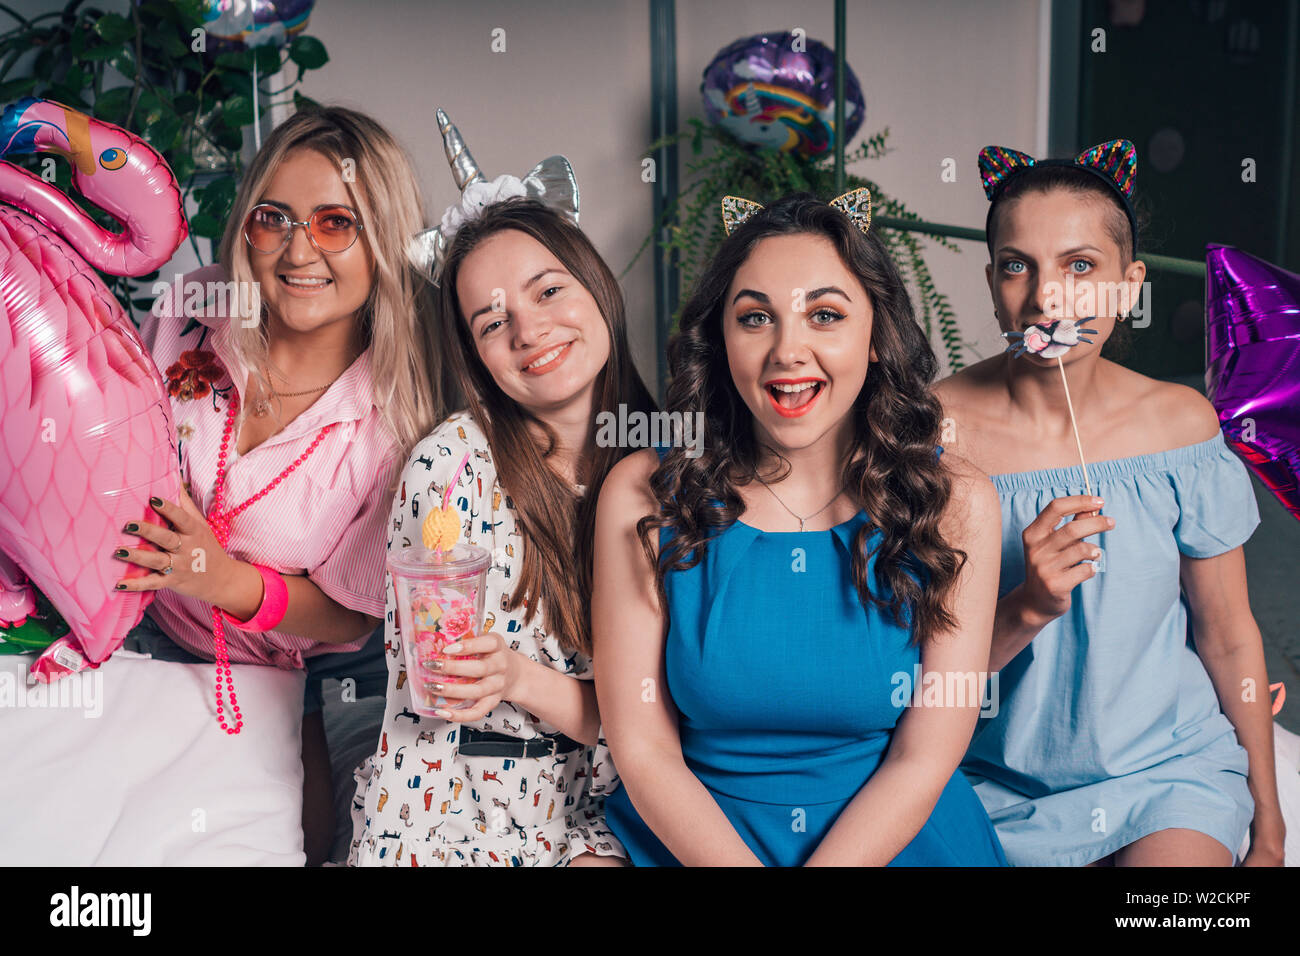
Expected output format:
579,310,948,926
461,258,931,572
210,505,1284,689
348,410,627,866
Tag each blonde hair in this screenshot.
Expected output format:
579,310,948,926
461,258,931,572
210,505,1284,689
218,105,445,472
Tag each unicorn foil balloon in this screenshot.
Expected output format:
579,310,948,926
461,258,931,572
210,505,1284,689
0,97,187,681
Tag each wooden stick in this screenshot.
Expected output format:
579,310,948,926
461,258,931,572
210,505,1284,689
1057,355,1092,497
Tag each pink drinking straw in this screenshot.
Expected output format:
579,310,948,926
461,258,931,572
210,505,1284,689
434,452,472,554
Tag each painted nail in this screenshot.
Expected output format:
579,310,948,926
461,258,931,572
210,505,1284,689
432,682,445,692
430,660,444,671
113,548,128,558
444,643,460,654
149,496,164,508
114,583,126,590
434,709,451,719
123,522,139,534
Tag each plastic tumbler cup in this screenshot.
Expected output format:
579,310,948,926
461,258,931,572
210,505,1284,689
387,542,491,716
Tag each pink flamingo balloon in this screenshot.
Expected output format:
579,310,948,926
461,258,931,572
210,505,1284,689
0,97,187,681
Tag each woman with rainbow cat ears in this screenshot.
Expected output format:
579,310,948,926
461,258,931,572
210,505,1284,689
936,140,1285,866
593,190,1008,866
348,111,656,866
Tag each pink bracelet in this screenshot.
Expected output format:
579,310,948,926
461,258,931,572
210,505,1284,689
220,563,288,632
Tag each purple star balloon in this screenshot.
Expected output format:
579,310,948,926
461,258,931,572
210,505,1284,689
1205,244,1300,522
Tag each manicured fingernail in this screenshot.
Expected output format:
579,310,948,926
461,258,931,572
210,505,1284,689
114,583,126,590
113,548,128,558
149,496,163,508
430,659,444,671
1106,518,1115,527
1092,498,1103,506
432,682,445,692
434,709,451,718
123,522,139,533
444,643,460,654
1092,549,1102,558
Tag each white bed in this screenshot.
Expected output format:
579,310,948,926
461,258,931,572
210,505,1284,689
0,651,307,866
1,650,1296,866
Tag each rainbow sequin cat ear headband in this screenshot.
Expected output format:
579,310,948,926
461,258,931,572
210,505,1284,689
720,187,873,236
410,108,580,284
978,138,1138,254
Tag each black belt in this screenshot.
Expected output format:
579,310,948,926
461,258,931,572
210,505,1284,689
457,727,583,758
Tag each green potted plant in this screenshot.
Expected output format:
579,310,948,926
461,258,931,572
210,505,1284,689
0,0,329,323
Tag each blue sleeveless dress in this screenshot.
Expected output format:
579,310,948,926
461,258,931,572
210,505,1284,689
961,434,1257,866
603,450,1007,867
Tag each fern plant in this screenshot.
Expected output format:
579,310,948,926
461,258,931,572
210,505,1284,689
632,119,968,371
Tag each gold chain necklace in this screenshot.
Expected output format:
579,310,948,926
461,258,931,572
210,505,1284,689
754,478,845,532
251,366,334,417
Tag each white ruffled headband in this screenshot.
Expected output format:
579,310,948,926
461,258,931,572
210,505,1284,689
411,108,580,283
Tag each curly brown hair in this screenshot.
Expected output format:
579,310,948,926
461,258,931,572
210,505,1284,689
636,194,964,645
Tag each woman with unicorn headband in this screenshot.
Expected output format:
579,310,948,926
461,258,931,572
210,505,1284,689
348,110,655,866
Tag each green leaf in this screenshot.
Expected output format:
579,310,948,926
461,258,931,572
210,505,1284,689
70,22,88,57
253,43,281,75
189,211,222,239
0,77,37,102
293,90,321,112
132,296,157,310
173,92,199,114
63,64,87,91
145,111,183,152
94,13,135,46
221,94,253,128
109,49,137,79
78,42,126,62
197,175,238,218
46,85,89,109
139,0,184,25
214,49,253,71
93,86,132,123
288,35,328,70
212,121,244,151
219,71,253,98
167,151,195,185
161,33,190,59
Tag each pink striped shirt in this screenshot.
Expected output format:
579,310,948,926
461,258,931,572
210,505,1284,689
137,264,402,668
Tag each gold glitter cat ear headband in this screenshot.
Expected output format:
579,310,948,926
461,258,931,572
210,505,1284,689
720,187,873,236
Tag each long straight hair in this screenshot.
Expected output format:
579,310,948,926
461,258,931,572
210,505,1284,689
436,199,657,656
219,105,445,471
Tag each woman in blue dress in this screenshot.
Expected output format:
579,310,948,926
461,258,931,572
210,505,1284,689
592,193,1007,866
936,141,1285,865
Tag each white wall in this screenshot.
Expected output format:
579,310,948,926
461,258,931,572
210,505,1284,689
293,0,1045,379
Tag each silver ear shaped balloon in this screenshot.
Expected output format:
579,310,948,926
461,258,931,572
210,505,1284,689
411,108,580,284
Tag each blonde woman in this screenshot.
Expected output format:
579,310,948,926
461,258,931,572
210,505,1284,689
119,106,444,865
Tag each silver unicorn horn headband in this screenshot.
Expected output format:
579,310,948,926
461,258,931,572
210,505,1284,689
410,108,581,284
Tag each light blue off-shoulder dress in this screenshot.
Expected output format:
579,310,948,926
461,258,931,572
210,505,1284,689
961,433,1258,866
604,450,1008,866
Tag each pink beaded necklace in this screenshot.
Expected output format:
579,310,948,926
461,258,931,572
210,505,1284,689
205,392,336,734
